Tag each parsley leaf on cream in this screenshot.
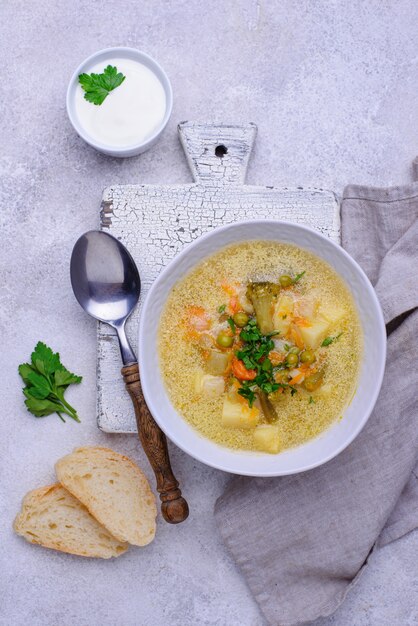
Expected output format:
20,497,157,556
78,65,126,105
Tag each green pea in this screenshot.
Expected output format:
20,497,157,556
279,274,293,288
286,352,299,367
289,346,301,355
217,331,234,348
300,350,316,365
233,311,249,328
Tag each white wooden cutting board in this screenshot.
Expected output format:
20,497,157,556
97,122,340,433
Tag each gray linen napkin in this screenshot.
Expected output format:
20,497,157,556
214,165,418,626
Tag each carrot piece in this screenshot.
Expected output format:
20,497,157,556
221,282,237,296
231,357,257,381
269,351,285,366
293,316,311,328
289,324,304,349
229,295,239,314
187,305,206,316
186,305,211,331
288,372,304,385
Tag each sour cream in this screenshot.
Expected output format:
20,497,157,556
74,58,167,149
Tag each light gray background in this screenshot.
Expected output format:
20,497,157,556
1,1,417,625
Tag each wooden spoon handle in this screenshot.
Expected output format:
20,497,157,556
121,362,189,524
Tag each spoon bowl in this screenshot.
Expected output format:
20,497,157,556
70,230,141,326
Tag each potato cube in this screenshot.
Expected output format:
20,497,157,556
222,397,259,429
272,294,294,335
253,424,280,453
321,305,346,325
316,383,333,398
194,371,224,398
295,297,319,320
299,315,330,349
206,350,231,375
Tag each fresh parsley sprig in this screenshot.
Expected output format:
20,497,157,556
78,65,126,106
18,342,82,422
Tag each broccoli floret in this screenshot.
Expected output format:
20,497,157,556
246,282,281,334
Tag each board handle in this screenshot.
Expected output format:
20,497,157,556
121,363,189,524
178,121,257,186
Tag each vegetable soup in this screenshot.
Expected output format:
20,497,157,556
158,241,362,454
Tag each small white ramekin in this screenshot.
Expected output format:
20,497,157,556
66,47,173,157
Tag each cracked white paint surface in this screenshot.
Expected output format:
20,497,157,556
97,122,340,432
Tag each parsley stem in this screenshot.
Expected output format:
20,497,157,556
53,393,80,422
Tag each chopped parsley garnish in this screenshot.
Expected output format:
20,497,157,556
293,271,306,283
238,382,257,407
236,320,283,406
78,65,126,106
227,317,236,333
218,304,226,314
309,395,315,404
321,332,343,347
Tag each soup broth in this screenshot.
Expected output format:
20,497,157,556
159,241,362,454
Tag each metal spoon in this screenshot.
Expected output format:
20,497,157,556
70,230,189,524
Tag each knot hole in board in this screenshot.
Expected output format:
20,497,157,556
215,144,228,158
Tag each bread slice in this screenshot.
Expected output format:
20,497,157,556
55,447,157,546
13,484,128,558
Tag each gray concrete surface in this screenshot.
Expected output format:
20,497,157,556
1,1,417,625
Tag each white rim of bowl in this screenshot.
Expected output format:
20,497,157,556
66,46,173,154
139,220,387,476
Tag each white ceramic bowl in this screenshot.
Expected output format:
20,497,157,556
66,47,173,157
139,220,386,477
